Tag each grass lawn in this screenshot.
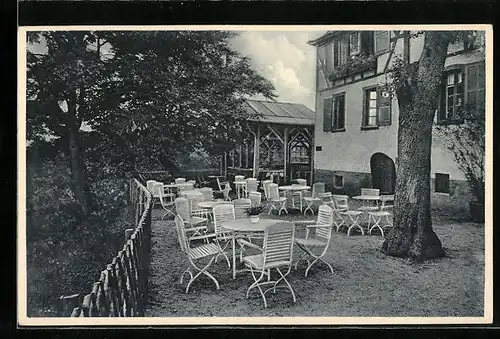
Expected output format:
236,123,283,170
145,206,484,318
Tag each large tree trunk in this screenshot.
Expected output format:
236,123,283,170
67,94,92,216
382,32,455,261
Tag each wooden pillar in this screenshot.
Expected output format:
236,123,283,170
239,145,242,168
224,151,228,178
309,128,314,185
252,126,260,178
219,155,224,175
283,127,288,184
245,143,249,169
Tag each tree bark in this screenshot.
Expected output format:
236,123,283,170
67,92,92,216
382,32,455,261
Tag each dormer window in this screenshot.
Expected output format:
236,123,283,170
349,32,360,56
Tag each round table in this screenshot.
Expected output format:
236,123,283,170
221,219,294,279
278,185,310,210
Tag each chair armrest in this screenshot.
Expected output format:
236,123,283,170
185,225,208,233
188,233,216,242
295,220,317,225
237,239,263,251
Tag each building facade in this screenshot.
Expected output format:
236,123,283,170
309,30,485,211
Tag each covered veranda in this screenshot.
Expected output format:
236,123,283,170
219,99,316,185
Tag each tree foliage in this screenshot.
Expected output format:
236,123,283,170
26,30,276,211
435,106,485,204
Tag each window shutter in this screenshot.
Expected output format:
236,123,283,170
337,95,345,130
333,40,339,67
323,97,333,132
361,32,374,55
377,87,391,126
438,74,447,122
375,31,390,54
325,43,333,73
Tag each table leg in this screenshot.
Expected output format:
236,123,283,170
232,231,236,279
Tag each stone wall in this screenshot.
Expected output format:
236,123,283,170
314,168,475,217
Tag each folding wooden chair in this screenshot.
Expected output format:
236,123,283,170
174,215,220,293
332,194,363,235
249,191,262,206
368,195,394,237
174,197,208,237
153,182,176,220
267,183,288,216
243,222,296,308
303,182,325,216
233,198,252,220
212,203,235,268
294,205,335,277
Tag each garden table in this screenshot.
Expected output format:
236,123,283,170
221,218,294,279
352,195,388,230
278,185,310,210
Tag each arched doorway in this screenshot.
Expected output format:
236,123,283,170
370,153,396,194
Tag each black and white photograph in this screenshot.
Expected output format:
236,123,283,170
17,25,492,325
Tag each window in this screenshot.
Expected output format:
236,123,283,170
334,174,344,188
332,94,346,131
323,94,346,132
365,89,378,127
333,37,348,67
438,62,485,124
374,31,390,54
438,69,464,123
349,32,360,56
466,62,485,114
290,145,309,164
362,87,391,128
435,173,450,194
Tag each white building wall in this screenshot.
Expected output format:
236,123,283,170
313,32,473,181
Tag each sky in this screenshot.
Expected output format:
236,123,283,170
230,30,324,110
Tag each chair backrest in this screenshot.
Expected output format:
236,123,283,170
199,187,213,202
235,175,245,182
233,198,252,219
262,180,273,200
175,178,186,185
152,182,164,198
216,177,224,191
268,183,280,200
187,193,204,213
315,205,334,240
319,192,335,207
245,178,258,193
311,182,325,198
249,191,262,206
175,197,190,221
296,178,307,186
361,188,380,196
178,182,195,192
332,194,349,210
146,180,157,193
262,222,295,268
213,203,235,234
174,214,188,253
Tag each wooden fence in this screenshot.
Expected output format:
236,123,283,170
58,178,153,317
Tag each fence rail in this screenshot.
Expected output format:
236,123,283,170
58,178,152,317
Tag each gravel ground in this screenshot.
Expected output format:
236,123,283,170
145,206,485,318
